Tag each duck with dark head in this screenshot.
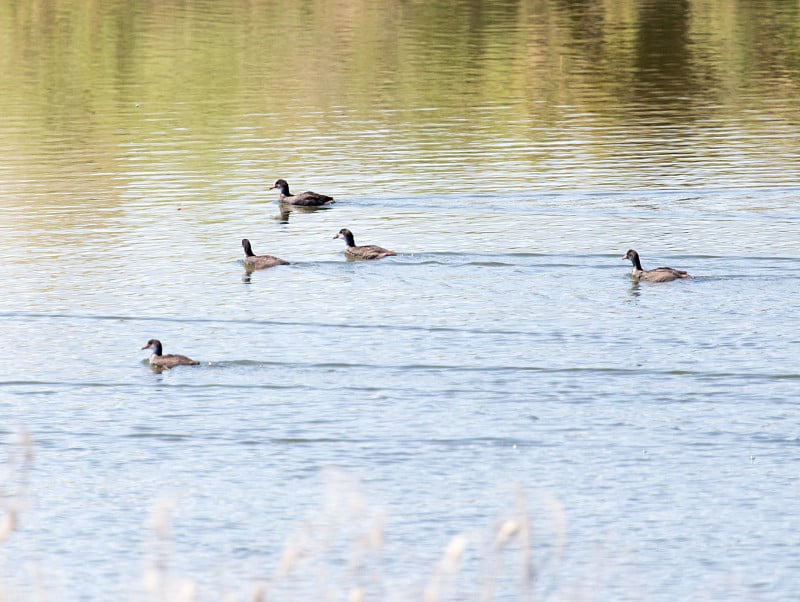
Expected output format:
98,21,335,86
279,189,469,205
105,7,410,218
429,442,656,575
141,339,199,369
241,238,289,270
333,228,397,260
270,179,334,206
622,249,690,282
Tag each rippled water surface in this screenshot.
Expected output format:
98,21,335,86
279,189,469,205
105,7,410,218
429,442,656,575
2,1,800,600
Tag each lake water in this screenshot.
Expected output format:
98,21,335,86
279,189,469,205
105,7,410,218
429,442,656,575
1,0,800,600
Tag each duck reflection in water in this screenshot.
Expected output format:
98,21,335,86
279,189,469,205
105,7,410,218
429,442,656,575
275,203,332,224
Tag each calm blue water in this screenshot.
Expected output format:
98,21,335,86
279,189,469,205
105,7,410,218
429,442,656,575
2,1,800,600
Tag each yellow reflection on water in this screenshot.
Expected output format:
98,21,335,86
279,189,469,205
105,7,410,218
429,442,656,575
0,0,798,216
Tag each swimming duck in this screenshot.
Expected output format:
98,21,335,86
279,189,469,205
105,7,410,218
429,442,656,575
333,228,396,260
242,238,289,270
269,179,334,206
140,339,199,369
622,249,690,282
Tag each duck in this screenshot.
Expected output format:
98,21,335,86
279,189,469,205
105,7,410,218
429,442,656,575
622,249,690,282
333,228,397,260
242,238,289,270
269,179,334,206
140,339,199,369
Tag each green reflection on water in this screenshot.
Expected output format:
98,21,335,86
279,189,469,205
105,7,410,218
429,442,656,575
0,0,799,205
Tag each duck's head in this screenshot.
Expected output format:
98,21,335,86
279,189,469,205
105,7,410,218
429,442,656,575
622,249,639,262
270,179,289,192
141,339,163,355
242,238,254,255
333,228,355,245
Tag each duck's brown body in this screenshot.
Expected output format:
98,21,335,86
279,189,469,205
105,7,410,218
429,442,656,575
622,249,690,282
242,238,289,270
270,179,334,206
334,228,396,260
141,339,199,369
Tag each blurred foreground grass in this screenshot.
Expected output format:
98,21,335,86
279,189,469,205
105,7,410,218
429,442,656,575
2,433,571,601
